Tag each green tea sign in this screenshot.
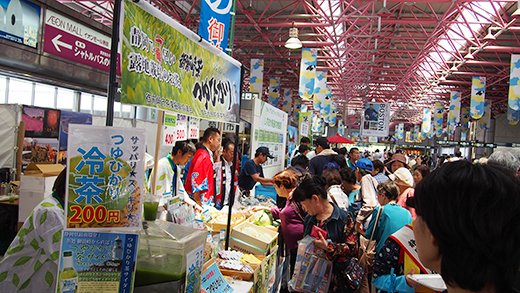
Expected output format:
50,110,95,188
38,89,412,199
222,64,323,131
121,0,241,124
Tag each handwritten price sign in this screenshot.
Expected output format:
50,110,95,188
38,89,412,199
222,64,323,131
163,113,188,145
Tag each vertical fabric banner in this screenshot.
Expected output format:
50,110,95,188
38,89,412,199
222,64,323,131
412,125,420,142
338,119,344,136
268,77,281,108
447,91,461,136
329,102,337,127
427,114,435,139
508,106,520,125
293,97,301,122
321,87,332,123
198,0,232,51
479,99,491,130
460,106,470,133
312,115,318,133
508,54,520,111
282,89,293,113
299,48,318,99
470,76,486,119
396,123,404,140
421,108,431,135
250,58,264,94
434,101,444,137
313,71,327,111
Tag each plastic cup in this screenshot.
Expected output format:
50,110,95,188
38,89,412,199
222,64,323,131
143,195,160,221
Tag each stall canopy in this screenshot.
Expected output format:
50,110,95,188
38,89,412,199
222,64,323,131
327,134,354,144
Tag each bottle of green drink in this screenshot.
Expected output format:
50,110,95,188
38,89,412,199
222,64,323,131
59,251,78,293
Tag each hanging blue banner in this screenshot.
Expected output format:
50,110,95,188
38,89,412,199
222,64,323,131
198,0,232,51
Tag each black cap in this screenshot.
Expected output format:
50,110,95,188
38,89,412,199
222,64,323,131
315,137,329,148
256,146,274,158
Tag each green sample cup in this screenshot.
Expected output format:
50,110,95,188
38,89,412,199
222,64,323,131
143,202,159,221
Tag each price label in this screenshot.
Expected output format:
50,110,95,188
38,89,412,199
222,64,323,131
189,117,200,139
163,113,188,145
176,115,188,140
176,128,186,140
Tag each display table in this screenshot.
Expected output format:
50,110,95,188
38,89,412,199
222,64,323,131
0,199,19,255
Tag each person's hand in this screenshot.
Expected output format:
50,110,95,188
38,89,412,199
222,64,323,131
405,268,422,289
250,206,269,213
314,232,329,250
356,222,365,235
214,147,222,161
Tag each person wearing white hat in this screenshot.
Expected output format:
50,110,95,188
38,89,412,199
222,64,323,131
389,167,416,220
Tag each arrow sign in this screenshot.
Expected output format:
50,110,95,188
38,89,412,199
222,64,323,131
52,34,72,52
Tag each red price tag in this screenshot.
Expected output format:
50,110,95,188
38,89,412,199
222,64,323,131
164,133,175,145
176,129,186,140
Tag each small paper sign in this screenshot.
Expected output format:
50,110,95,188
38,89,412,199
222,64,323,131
201,263,234,293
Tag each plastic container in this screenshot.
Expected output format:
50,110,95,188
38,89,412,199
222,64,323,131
135,220,207,288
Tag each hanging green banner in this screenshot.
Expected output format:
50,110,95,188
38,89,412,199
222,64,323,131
121,0,241,123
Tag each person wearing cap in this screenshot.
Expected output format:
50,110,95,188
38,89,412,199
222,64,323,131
389,167,416,220
238,146,274,193
385,153,409,174
353,158,380,234
308,137,338,176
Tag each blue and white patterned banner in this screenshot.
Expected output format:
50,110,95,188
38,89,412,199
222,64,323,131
198,0,232,51
313,71,327,111
250,58,264,94
268,77,281,108
338,119,344,136
312,115,324,134
460,106,470,133
447,91,461,136
329,102,337,126
508,54,520,111
293,97,301,122
434,101,444,137
421,108,431,134
479,99,491,130
396,123,404,139
508,106,520,125
471,76,486,119
282,89,293,113
299,48,318,99
413,125,421,142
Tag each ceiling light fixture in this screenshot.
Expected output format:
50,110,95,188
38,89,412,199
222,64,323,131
243,0,256,15
377,0,392,17
483,31,496,41
285,23,302,50
464,50,474,60
450,61,462,71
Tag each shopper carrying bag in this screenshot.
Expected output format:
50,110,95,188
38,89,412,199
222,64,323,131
358,205,383,293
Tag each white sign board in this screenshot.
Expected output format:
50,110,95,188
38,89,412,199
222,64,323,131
361,102,391,137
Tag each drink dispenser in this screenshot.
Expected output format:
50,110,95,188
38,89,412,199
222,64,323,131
134,220,207,293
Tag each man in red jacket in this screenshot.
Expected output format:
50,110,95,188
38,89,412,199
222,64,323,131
185,127,221,208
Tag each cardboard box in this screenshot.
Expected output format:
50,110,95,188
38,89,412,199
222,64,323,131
19,163,64,222
229,222,278,256
23,163,64,177
252,248,278,293
246,215,279,232
206,212,249,232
